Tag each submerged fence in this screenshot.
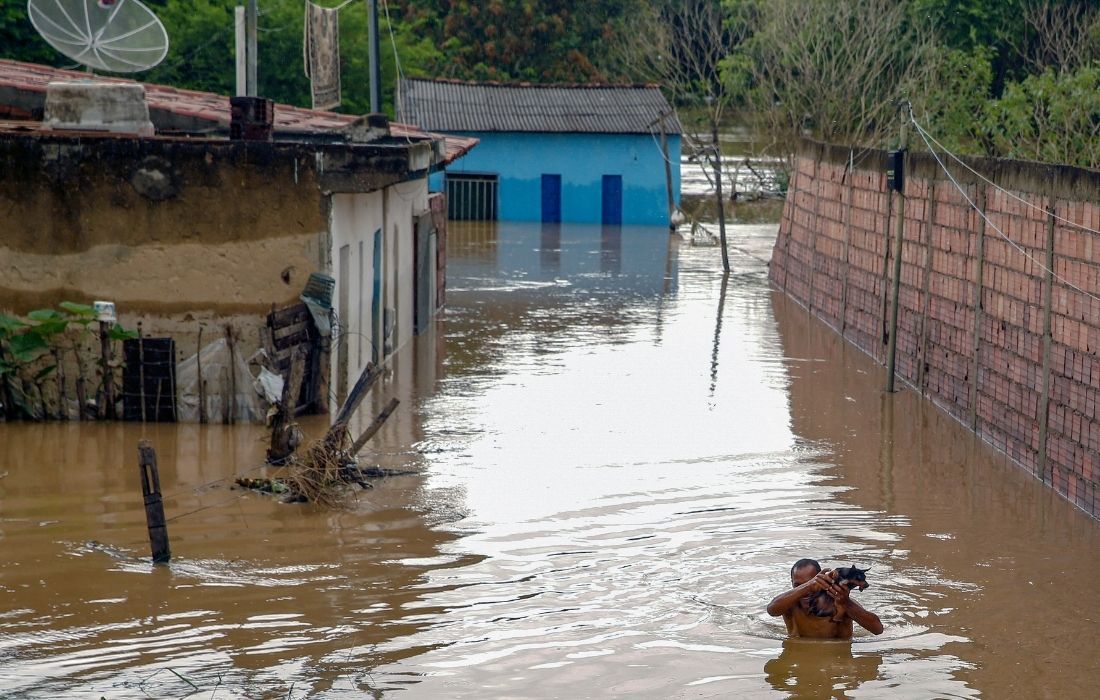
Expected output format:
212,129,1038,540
770,135,1100,518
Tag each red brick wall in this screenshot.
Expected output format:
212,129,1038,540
771,140,1100,517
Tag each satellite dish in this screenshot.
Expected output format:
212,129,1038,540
27,0,169,73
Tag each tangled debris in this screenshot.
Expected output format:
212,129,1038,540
238,360,411,507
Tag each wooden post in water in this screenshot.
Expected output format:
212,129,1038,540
268,345,308,464
225,324,237,425
98,321,115,419
349,397,400,456
659,112,676,231
710,115,730,273
137,440,171,564
885,110,909,393
196,326,206,424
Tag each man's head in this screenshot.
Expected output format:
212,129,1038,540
790,558,821,587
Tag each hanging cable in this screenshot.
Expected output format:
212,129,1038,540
909,111,1100,238
909,108,1100,306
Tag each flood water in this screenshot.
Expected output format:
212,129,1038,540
2,221,1099,699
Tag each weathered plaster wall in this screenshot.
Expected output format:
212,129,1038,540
0,136,330,318
327,179,429,410
770,139,1100,517
0,131,425,420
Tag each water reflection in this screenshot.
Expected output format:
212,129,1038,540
764,639,882,699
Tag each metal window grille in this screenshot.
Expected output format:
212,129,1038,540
446,173,498,221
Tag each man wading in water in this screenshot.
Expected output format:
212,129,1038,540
767,558,884,639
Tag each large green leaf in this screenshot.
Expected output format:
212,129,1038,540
59,301,96,318
27,309,64,322
29,319,69,337
8,333,49,363
108,324,140,341
0,313,27,334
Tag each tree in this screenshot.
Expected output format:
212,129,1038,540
1014,0,1100,75
982,64,1100,168
731,0,945,149
613,0,751,272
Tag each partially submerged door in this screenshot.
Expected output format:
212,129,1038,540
602,174,623,226
371,228,382,363
541,174,562,223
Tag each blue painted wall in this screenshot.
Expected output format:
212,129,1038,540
431,132,681,226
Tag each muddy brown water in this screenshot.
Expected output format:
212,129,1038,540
2,222,1098,699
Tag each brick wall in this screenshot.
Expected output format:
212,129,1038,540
771,139,1100,517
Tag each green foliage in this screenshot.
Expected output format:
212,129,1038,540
0,303,139,419
913,46,996,154
982,63,1100,167
0,0,65,68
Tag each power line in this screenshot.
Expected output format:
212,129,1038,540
909,112,1100,238
909,109,1100,306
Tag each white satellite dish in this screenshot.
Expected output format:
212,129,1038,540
27,0,169,73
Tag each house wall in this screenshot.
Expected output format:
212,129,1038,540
432,132,681,226
770,139,1100,517
0,136,332,405
328,179,429,411
0,133,436,421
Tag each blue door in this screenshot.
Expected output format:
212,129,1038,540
541,174,562,223
371,228,382,363
602,175,622,225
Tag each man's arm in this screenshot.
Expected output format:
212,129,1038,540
844,598,883,635
766,572,843,616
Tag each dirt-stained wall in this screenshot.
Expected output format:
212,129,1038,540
0,135,334,315
0,130,424,421
771,139,1100,517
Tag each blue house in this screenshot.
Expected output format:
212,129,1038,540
399,79,681,226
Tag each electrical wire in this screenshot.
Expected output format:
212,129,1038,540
910,111,1100,238
909,108,1100,306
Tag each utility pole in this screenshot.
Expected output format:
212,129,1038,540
885,103,909,393
234,6,246,96
711,114,730,273
245,0,258,97
659,112,676,231
368,0,381,113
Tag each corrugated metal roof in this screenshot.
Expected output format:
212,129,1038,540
399,79,682,135
0,59,477,165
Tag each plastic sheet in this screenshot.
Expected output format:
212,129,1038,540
175,337,266,423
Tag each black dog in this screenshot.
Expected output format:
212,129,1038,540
808,565,870,622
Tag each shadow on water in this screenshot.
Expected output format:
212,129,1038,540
764,640,882,699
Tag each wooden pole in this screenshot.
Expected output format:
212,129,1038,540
885,114,908,393
968,187,988,431
711,115,730,273
1037,200,1057,482
330,362,383,429
225,325,237,425
75,348,87,421
368,0,381,113
53,348,66,420
196,326,206,424
268,346,308,464
137,440,171,564
323,362,385,449
245,0,258,97
659,112,676,231
349,397,400,456
138,322,147,423
916,183,938,393
99,320,115,419
839,149,855,335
